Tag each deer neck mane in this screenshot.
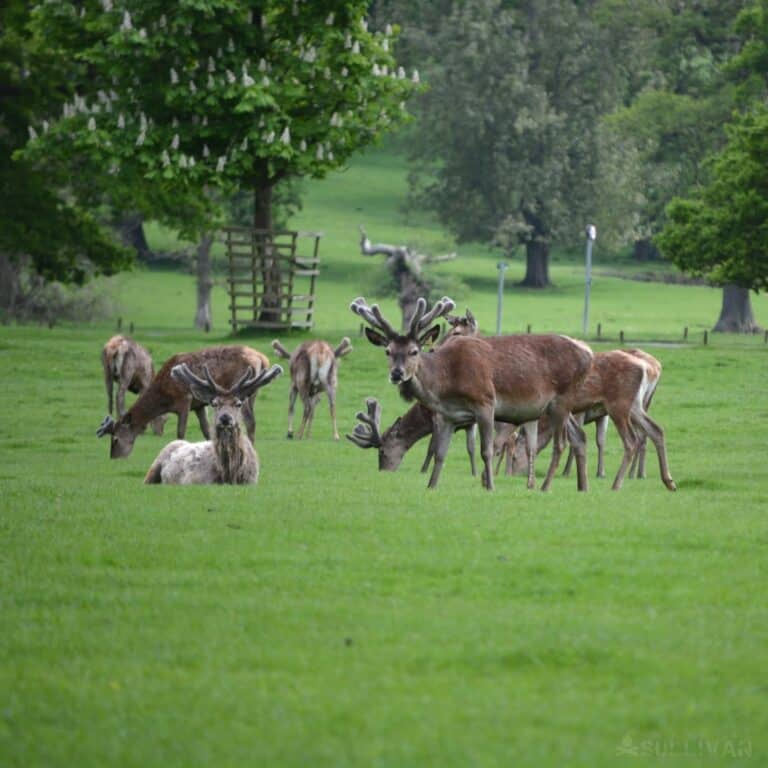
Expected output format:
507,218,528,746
398,350,444,409
214,429,245,483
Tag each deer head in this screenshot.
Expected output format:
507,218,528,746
351,296,455,384
443,308,478,341
170,363,282,439
96,413,138,459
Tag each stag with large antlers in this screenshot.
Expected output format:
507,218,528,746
97,345,269,459
271,337,352,440
143,363,283,485
351,296,594,491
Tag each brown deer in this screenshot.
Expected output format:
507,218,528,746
348,397,479,473
271,337,352,440
97,345,270,459
144,363,283,485
502,350,676,491
101,335,167,436
351,296,594,491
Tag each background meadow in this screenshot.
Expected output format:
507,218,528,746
1,147,767,767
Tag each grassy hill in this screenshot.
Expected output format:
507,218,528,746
0,147,767,767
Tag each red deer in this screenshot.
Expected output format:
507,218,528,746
351,296,594,491
101,335,167,436
97,345,270,459
271,337,352,440
502,350,676,491
144,363,283,485
348,397,478,473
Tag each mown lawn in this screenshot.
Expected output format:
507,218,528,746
1,147,767,767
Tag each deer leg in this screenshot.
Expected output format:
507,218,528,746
327,386,339,441
426,414,454,489
105,372,114,415
296,396,312,439
631,411,676,491
477,415,495,491
566,417,589,492
304,394,320,439
595,415,608,478
561,413,584,477
609,415,637,491
177,407,189,439
521,420,539,490
286,386,298,438
466,424,477,477
116,383,128,417
421,433,436,474
494,440,506,476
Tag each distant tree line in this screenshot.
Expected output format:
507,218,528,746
2,0,768,330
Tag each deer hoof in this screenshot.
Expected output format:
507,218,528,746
286,432,294,440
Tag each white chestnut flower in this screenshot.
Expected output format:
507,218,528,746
28,126,38,140
280,126,290,144
171,134,179,150
216,156,226,172
87,117,96,131
162,150,171,167
170,68,178,84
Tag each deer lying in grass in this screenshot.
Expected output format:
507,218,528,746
271,337,352,440
351,296,594,491
101,335,167,436
97,345,269,458
144,363,283,485
499,349,675,491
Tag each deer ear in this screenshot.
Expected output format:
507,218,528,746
419,324,441,348
364,327,389,347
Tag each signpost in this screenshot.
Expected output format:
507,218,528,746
583,225,596,336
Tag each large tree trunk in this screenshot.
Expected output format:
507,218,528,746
519,240,551,288
631,237,661,262
712,284,762,333
254,182,282,323
194,233,214,331
118,213,154,262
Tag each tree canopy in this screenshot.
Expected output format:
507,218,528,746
22,0,419,233
656,105,768,293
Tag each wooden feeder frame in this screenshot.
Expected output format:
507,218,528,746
223,227,321,332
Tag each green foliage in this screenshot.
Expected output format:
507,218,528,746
21,0,418,235
0,0,130,284
406,0,630,252
656,106,768,291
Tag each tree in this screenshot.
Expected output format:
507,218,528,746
655,107,768,332
23,0,418,325
0,0,130,300
404,0,625,287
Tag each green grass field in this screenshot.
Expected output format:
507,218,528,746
1,147,768,767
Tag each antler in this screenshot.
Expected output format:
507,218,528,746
334,337,353,358
96,414,115,437
407,296,456,337
350,297,399,338
346,397,383,449
171,363,220,400
231,364,283,397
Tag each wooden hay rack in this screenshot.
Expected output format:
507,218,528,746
223,227,321,332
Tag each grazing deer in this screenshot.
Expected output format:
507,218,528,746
97,345,270,459
101,335,167,436
144,363,283,485
271,337,352,440
351,296,594,491
503,350,676,491
348,397,479,473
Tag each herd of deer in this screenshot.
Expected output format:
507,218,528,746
96,294,676,492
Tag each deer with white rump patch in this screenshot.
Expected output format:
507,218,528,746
143,363,283,484
501,349,676,491
97,345,270,458
101,335,167,436
351,296,594,491
271,337,352,440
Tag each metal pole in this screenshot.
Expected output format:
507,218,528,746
583,225,596,336
496,262,508,335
